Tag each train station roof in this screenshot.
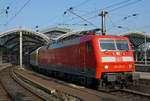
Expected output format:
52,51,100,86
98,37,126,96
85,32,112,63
40,27,71,39
40,27,71,34
120,31,150,49
0,28,49,54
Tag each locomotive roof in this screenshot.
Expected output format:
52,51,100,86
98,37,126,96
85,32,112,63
49,28,101,42
49,30,129,43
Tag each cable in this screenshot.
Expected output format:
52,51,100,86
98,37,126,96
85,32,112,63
7,0,32,24
8,0,14,7
0,9,6,16
107,13,136,32
73,0,132,19
73,14,99,26
109,0,142,12
107,13,137,32
107,14,116,27
67,9,97,27
40,0,90,29
58,23,89,26
72,0,90,9
63,0,133,24
88,0,132,14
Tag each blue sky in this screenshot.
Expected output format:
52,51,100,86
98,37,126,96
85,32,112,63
0,0,149,35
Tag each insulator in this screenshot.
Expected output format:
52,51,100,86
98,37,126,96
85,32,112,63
64,11,67,15
7,6,10,10
5,10,8,14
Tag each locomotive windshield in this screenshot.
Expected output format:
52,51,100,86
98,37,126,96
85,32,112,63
99,39,129,51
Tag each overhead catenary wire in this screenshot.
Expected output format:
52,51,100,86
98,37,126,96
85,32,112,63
39,13,65,30
66,8,98,27
0,0,12,17
41,0,142,30
58,24,88,26
107,13,129,31
87,0,132,15
57,14,99,28
109,0,142,12
107,12,139,32
0,8,8,16
7,0,32,25
39,0,90,29
71,15,99,26
57,0,143,33
107,14,117,31
107,14,116,27
61,0,140,27
71,0,90,9
0,0,8,7
67,0,132,22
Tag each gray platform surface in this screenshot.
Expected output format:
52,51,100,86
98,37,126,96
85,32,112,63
136,72,150,80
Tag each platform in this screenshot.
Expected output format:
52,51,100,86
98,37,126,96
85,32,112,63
135,64,150,72
0,63,12,71
136,72,150,80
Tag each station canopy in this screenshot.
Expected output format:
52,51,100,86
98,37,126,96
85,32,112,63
120,31,150,49
0,28,50,54
1,28,150,54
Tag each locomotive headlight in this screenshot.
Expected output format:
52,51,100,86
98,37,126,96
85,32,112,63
129,64,132,68
104,65,109,69
116,52,120,56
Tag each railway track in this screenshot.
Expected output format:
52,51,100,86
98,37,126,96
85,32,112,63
26,67,150,101
15,66,142,101
2,65,148,101
130,79,150,94
0,81,11,101
109,88,150,101
0,66,81,101
0,64,12,101
0,66,51,101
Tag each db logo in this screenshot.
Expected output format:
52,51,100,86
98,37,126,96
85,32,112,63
116,57,122,62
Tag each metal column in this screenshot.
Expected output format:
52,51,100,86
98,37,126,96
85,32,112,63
145,34,147,65
135,50,138,62
20,31,23,68
0,47,2,64
99,11,108,35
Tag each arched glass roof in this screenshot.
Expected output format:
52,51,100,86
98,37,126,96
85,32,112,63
120,31,150,49
0,28,50,54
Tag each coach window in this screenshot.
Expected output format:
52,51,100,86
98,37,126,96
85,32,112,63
86,41,92,51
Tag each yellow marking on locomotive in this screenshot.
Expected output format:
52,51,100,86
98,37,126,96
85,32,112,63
35,51,38,65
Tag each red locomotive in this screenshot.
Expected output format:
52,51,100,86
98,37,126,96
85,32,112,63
30,29,139,89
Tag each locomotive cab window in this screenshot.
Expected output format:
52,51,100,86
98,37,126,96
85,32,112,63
116,39,129,51
99,39,116,51
99,39,130,51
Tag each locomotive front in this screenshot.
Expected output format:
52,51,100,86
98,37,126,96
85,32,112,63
93,36,139,88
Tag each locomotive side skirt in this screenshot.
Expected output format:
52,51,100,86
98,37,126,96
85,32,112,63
39,64,96,78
